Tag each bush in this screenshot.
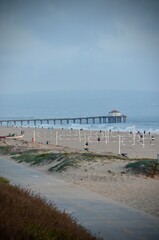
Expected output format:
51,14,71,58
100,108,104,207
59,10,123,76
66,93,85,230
0,181,97,240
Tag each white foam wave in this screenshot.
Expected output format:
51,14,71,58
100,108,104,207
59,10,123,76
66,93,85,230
5,121,159,134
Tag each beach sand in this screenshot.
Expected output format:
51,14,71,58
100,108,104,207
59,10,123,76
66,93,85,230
0,126,159,218
0,125,158,158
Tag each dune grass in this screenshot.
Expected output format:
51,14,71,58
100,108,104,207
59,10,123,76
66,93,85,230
0,179,98,240
125,159,159,177
0,145,14,155
12,152,70,166
11,151,124,172
1,143,129,173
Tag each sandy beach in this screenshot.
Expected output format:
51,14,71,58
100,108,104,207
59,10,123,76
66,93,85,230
0,126,159,218
0,125,158,158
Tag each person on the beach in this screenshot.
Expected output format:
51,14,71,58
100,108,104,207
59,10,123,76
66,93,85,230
84,142,89,151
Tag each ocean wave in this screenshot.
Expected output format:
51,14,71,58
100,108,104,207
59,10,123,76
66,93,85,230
42,123,159,133
4,121,159,134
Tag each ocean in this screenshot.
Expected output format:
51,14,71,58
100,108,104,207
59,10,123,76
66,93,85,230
0,90,159,133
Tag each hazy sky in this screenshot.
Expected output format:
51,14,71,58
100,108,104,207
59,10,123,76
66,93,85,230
0,0,159,94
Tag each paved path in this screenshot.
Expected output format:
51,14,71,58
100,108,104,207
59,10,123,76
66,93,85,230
0,157,159,240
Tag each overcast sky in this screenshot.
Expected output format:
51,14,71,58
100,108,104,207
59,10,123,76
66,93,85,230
0,0,159,94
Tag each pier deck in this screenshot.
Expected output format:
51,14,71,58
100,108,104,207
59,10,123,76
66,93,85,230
0,115,127,126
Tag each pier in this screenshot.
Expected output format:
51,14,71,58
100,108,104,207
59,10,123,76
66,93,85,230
0,115,127,126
